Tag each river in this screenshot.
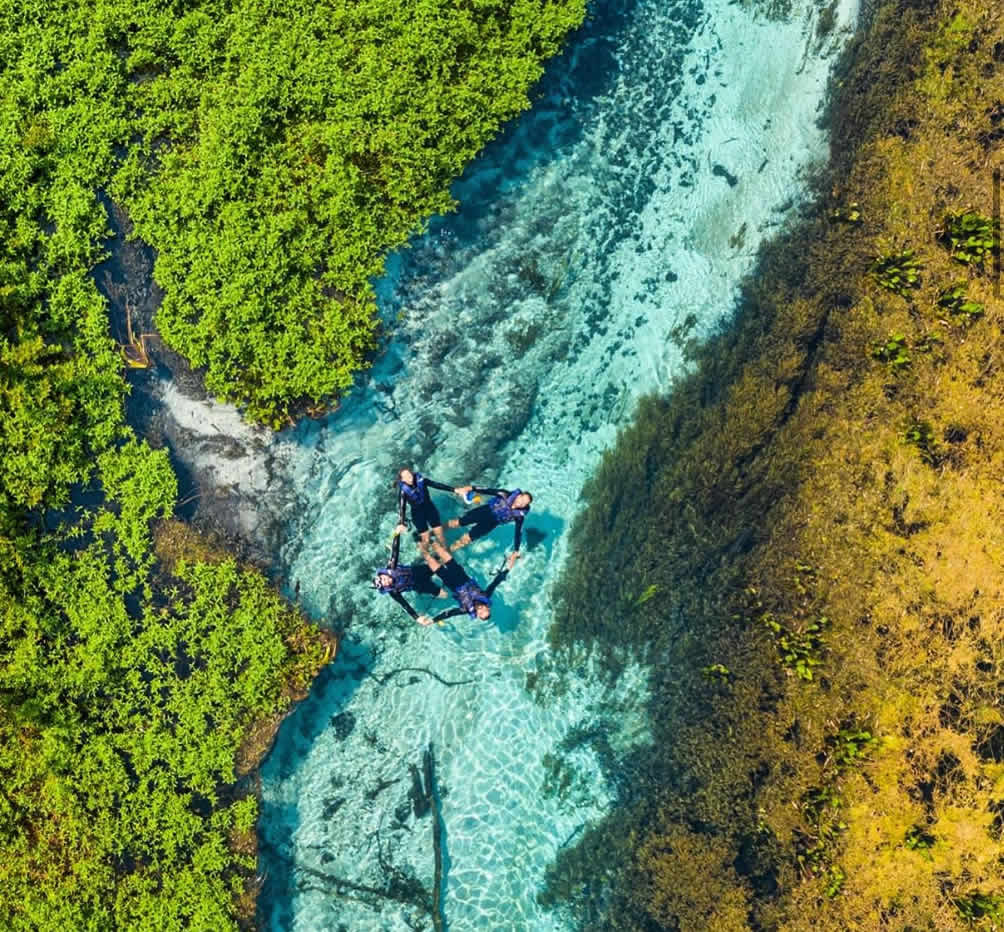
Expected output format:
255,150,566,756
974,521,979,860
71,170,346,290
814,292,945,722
254,0,859,927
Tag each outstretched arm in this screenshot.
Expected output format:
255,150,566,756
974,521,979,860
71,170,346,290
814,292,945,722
485,569,509,597
389,591,419,621
512,516,523,552
432,606,466,623
423,477,455,493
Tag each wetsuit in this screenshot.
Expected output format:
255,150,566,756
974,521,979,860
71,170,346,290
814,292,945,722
431,558,508,623
375,506,445,620
398,472,454,534
455,488,528,552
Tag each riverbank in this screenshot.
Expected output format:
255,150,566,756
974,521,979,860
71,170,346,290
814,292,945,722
544,0,1004,926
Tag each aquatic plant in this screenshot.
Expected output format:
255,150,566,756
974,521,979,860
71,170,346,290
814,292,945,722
903,825,935,856
914,330,944,354
824,865,846,898
870,249,923,296
760,612,829,681
936,211,999,266
869,333,911,370
831,728,878,766
937,282,985,321
829,202,862,223
954,891,1004,923
903,418,941,465
701,663,734,683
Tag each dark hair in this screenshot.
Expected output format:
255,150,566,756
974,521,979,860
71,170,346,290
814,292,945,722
524,491,533,504
394,467,415,491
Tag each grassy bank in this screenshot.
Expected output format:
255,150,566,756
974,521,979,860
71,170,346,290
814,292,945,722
542,0,1004,927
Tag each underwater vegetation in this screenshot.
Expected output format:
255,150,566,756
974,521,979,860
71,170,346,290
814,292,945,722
543,0,1004,926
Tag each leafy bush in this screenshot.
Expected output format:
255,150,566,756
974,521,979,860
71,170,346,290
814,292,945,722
0,444,329,930
2,0,586,426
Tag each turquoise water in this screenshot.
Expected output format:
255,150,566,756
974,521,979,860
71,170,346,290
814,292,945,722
259,0,857,927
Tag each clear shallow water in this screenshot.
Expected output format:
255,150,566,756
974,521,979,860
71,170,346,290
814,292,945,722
258,0,858,927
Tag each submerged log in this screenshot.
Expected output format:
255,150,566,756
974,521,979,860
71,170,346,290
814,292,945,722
423,744,445,932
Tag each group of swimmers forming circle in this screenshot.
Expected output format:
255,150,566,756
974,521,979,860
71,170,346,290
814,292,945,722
372,467,533,626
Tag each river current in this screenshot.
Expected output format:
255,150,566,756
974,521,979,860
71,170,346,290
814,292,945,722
256,0,859,927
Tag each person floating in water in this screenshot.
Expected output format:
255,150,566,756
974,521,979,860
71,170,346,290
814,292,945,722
373,513,449,623
395,467,466,548
414,539,508,627
446,486,532,569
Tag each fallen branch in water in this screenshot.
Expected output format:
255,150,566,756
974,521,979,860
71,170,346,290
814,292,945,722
373,666,477,688
424,744,445,932
261,840,432,915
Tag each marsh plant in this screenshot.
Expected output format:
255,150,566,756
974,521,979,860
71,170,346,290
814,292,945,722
937,282,985,321
760,612,829,681
903,418,941,465
936,211,999,266
870,249,923,296
869,333,911,370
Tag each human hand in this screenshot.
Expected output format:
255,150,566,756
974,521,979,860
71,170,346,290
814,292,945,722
417,614,434,627
507,551,520,570
394,523,408,537
455,485,473,499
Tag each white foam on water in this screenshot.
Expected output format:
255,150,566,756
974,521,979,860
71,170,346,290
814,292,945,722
258,0,859,927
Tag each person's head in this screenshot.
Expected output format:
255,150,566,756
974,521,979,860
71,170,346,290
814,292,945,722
398,467,415,486
513,491,533,510
474,601,492,620
374,571,394,591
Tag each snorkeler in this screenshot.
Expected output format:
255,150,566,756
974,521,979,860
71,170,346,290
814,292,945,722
396,467,466,548
373,514,449,623
414,539,508,627
446,487,532,569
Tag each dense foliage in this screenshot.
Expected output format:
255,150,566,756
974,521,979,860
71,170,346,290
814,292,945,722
1,443,327,929
2,1,583,926
2,0,585,425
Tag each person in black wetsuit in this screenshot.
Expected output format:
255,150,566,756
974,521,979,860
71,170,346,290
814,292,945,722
373,503,449,622
446,486,532,569
414,539,508,627
395,467,465,548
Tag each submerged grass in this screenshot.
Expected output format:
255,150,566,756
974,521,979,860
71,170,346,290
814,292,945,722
542,0,1004,927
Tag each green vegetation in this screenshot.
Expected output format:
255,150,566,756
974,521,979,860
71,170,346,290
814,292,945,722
870,248,922,296
760,610,828,681
541,0,1004,926
869,332,910,370
936,211,998,266
938,282,985,321
2,1,584,924
1,444,332,928
903,417,940,465
2,0,585,426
